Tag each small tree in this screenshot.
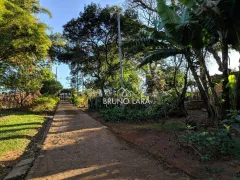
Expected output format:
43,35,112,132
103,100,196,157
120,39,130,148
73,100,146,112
1,66,54,107
40,80,63,95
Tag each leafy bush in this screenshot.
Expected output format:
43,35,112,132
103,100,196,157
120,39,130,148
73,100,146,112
40,79,63,95
72,92,89,108
181,126,237,161
72,94,80,107
222,110,240,132
77,95,88,107
99,106,163,122
97,92,177,122
153,90,178,116
156,90,178,106
31,95,59,112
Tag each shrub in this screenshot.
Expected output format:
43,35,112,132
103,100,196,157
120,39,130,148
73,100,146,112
181,126,238,161
72,93,88,108
99,106,163,122
222,109,240,132
31,95,59,112
156,90,178,106
72,95,80,107
40,80,63,95
77,95,88,107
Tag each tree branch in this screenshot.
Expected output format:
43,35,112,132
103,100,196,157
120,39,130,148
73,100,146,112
208,47,223,72
133,0,158,13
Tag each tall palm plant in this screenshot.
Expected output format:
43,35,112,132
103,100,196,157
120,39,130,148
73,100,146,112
197,0,240,117
156,0,219,122
125,0,224,122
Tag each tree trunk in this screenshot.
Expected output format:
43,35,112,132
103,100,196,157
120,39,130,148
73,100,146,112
199,61,209,95
175,66,189,116
185,54,216,124
148,63,157,99
199,50,221,120
101,87,105,97
203,57,222,120
222,40,230,118
208,47,223,72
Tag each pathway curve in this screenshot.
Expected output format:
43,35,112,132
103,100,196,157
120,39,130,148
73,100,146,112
27,102,188,180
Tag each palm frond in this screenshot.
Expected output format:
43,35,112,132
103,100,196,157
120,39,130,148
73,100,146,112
123,38,168,49
38,7,52,18
138,49,183,67
157,0,180,35
180,8,191,24
32,4,52,18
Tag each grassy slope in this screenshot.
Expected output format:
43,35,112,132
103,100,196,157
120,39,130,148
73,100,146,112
0,112,45,157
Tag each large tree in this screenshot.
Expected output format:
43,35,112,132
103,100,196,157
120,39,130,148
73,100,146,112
59,3,143,96
125,0,240,122
195,0,240,117
124,0,219,121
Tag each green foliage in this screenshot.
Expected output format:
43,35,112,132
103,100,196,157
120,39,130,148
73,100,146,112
178,0,198,8
0,0,51,62
222,110,240,133
48,33,66,61
139,49,183,67
226,75,237,108
1,65,54,94
77,95,88,108
0,0,7,22
95,89,180,122
156,90,178,106
99,106,163,122
59,3,143,94
71,92,89,108
40,79,63,95
31,95,59,112
72,95,80,107
182,126,237,160
157,0,180,36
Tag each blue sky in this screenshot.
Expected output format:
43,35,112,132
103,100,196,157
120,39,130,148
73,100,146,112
39,0,122,88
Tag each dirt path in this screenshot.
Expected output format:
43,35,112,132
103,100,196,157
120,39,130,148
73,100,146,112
27,102,188,180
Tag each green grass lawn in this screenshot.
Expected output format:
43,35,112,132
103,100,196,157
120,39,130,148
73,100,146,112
0,111,45,157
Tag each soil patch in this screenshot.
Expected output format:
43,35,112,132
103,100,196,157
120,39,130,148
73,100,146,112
85,109,240,180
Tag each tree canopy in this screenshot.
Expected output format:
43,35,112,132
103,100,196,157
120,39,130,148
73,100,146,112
0,0,51,64
58,3,144,95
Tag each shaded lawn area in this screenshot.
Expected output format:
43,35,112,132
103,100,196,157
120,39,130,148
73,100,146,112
0,111,45,157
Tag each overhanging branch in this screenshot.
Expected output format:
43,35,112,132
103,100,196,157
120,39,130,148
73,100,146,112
133,0,158,13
